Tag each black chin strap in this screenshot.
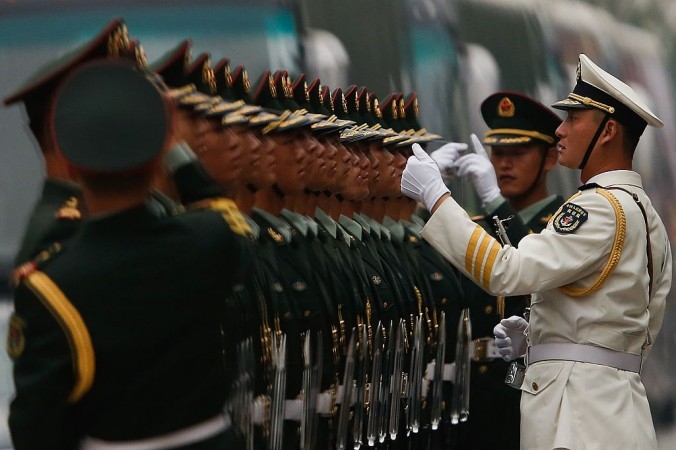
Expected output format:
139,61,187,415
578,114,610,170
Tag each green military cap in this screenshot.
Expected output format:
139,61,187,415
150,39,192,88
380,93,407,132
307,78,332,116
196,98,242,118
186,52,217,96
403,92,422,131
273,70,302,111
222,113,249,127
4,18,132,106
552,53,662,140
402,92,444,143
167,84,215,111
368,92,388,128
311,115,355,135
261,110,315,134
344,85,364,124
483,91,562,146
292,73,312,111
230,65,253,104
248,110,280,128
332,88,351,121
253,70,285,112
213,57,235,101
53,61,169,173
321,85,334,115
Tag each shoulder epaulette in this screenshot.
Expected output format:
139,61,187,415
54,196,82,221
11,243,64,287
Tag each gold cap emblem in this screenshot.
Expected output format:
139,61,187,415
498,97,515,117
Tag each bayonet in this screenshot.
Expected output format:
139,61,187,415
269,333,286,450
352,324,368,449
450,308,471,424
336,328,356,450
388,320,405,441
377,320,395,444
366,322,383,446
406,315,424,434
493,215,513,246
430,311,446,430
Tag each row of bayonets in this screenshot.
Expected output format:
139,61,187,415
229,309,473,450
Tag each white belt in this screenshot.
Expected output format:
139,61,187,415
80,413,231,450
251,387,353,424
528,343,642,373
424,361,456,383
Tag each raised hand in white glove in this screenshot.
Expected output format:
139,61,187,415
401,143,450,211
454,133,501,205
493,315,528,362
430,141,469,182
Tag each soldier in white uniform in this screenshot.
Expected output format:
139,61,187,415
400,53,672,450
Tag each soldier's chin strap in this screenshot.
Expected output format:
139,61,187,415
578,113,610,170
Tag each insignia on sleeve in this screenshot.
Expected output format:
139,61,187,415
552,203,588,233
7,313,26,359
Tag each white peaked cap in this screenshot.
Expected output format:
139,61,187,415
553,54,663,133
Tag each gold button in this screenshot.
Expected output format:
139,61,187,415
484,305,494,314
441,297,447,305
479,365,488,374
304,310,311,317
532,382,539,391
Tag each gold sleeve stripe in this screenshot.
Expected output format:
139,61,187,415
465,226,485,273
189,198,252,237
473,234,492,280
560,188,625,296
25,271,94,403
482,240,501,289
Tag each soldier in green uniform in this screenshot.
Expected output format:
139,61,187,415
430,91,563,449
8,60,251,449
4,18,136,267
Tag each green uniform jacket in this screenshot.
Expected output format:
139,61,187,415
9,203,247,449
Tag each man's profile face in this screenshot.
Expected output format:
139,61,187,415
554,108,601,169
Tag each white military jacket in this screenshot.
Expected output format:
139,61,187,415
422,170,671,449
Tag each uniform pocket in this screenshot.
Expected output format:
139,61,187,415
521,361,564,395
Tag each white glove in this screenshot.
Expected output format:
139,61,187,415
493,315,528,362
454,134,501,204
401,143,450,211
430,141,469,182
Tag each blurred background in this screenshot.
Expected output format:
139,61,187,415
1,0,675,448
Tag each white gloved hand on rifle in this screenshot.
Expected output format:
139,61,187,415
454,133,501,205
401,143,450,212
493,315,528,362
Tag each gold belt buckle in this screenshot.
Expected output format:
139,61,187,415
472,337,493,361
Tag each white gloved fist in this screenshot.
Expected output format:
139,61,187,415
430,141,469,182
493,315,528,362
454,134,501,205
401,143,450,211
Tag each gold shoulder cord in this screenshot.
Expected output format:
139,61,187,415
189,198,253,237
25,271,95,403
559,188,625,296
